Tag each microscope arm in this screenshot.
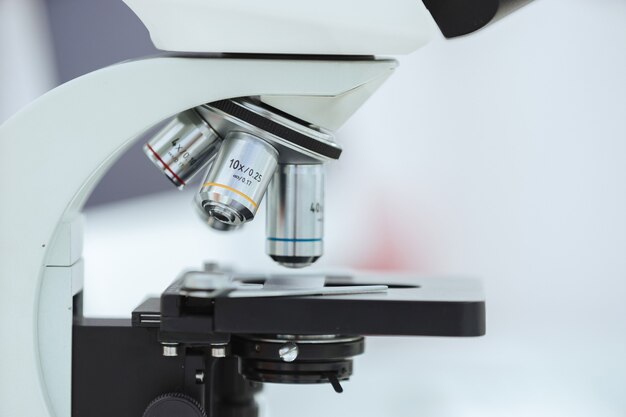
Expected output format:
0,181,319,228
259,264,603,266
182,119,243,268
0,56,396,417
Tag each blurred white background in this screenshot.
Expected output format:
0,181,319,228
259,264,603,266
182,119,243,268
2,0,625,415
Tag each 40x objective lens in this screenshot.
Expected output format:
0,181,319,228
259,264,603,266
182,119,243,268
144,109,221,189
266,164,324,268
196,131,278,228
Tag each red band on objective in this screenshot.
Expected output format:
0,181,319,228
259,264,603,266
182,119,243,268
146,143,186,186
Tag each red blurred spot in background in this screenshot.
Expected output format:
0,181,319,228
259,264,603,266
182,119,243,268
351,204,430,272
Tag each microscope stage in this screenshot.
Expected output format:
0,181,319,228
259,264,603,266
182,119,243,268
132,274,485,338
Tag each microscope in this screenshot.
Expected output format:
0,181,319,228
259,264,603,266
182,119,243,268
0,0,532,416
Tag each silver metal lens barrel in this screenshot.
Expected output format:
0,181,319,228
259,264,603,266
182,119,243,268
194,199,242,232
197,131,278,228
266,164,324,268
143,109,221,189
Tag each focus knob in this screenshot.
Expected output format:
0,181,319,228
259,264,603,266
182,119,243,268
143,393,207,417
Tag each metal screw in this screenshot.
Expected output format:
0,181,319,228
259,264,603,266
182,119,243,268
203,262,220,272
278,342,298,362
162,343,178,357
211,346,227,358
195,371,205,384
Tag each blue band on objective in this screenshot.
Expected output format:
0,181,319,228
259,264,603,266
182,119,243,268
267,237,322,242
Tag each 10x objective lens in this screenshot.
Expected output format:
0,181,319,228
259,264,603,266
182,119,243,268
144,109,221,189
196,131,278,228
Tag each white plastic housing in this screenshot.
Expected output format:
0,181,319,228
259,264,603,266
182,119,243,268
0,56,397,417
123,0,436,55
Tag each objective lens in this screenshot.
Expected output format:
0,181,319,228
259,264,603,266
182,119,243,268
197,131,278,228
194,201,242,232
144,109,221,189
266,164,324,268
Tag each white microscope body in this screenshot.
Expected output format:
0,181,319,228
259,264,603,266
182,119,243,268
0,1,436,416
